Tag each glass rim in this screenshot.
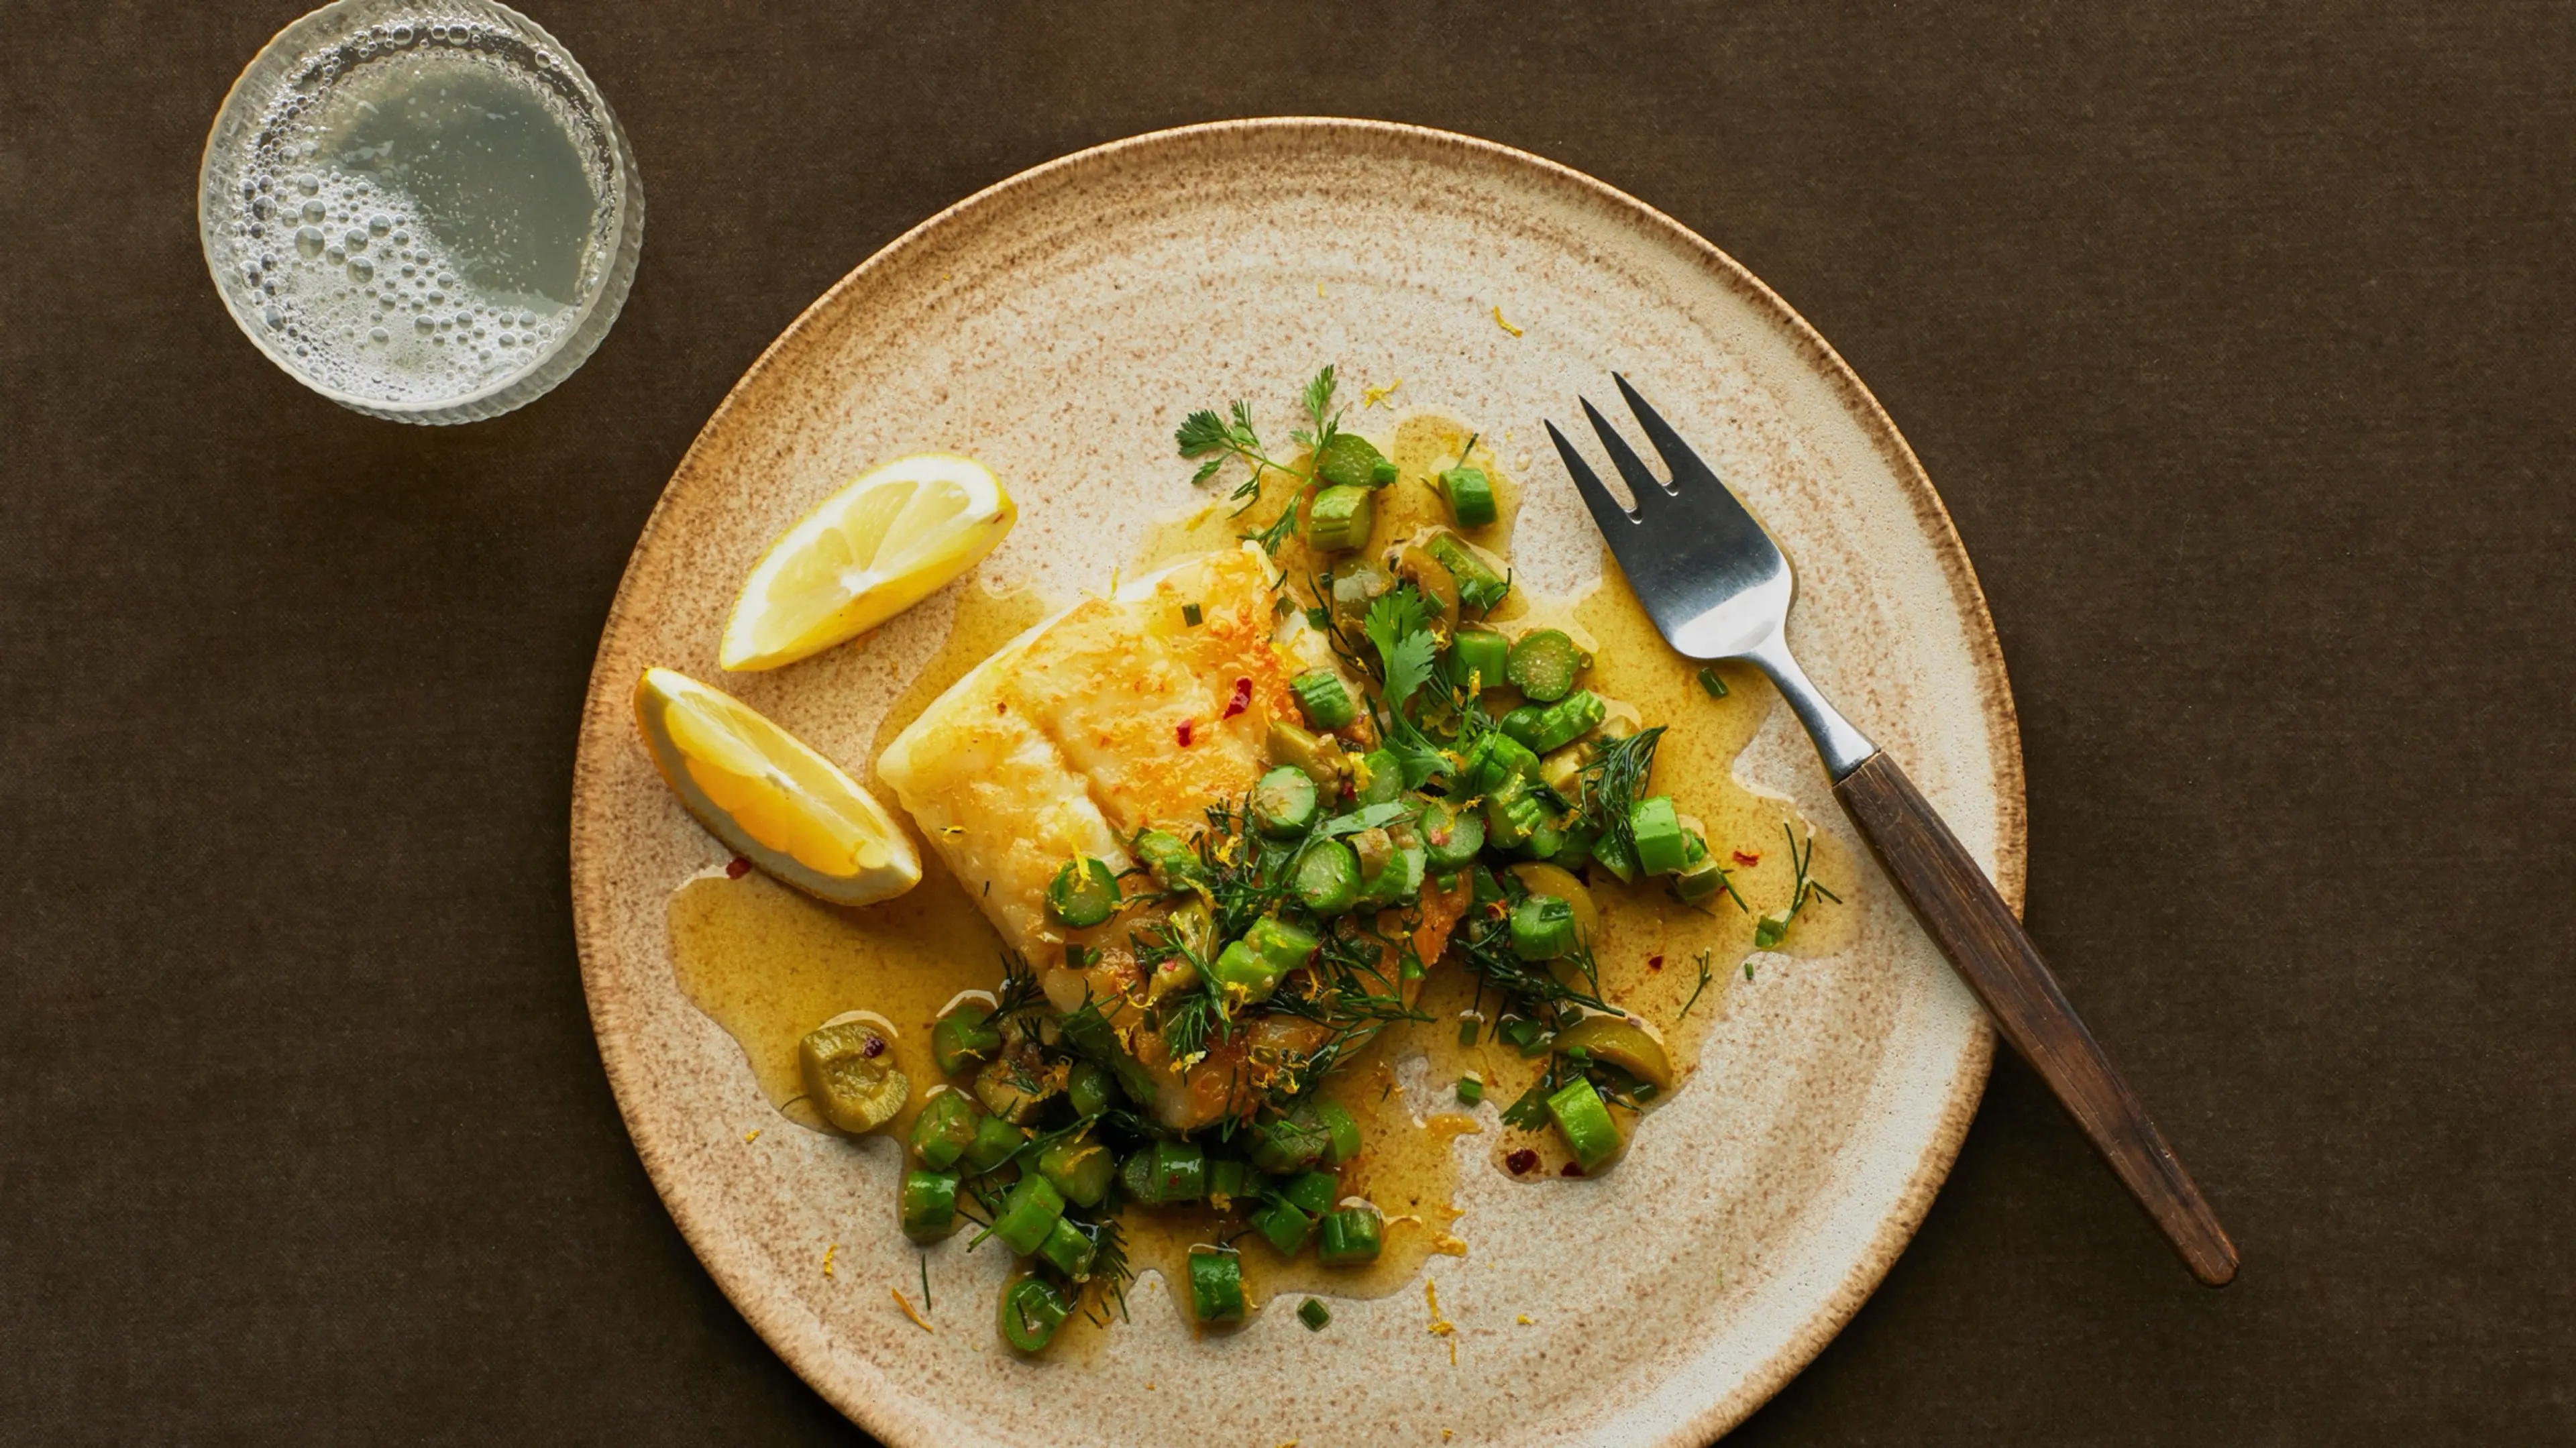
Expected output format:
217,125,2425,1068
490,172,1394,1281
197,0,643,423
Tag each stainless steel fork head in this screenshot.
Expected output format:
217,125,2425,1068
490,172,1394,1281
1546,375,1880,779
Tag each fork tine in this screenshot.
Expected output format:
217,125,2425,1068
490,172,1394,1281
1545,419,1638,533
1611,374,1717,486
1579,396,1674,514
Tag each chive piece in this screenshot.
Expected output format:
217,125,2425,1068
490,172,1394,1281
1355,748,1406,805
1251,766,1321,837
1354,844,1426,909
1457,1015,1480,1047
1188,1248,1248,1322
1249,1112,1331,1174
1485,781,1545,850
1672,854,1730,908
1150,1139,1209,1203
1206,1157,1249,1207
1511,895,1577,960
1281,1169,1340,1217
1591,828,1640,883
1754,907,1794,950
1290,669,1358,730
1037,1135,1115,1208
1316,432,1393,490
1065,1060,1116,1117
1631,1082,1661,1103
1298,1296,1334,1331
1245,915,1322,975
998,1275,1071,1351
961,1113,1028,1174
900,1169,960,1241
1419,797,1486,871
1697,665,1729,698
1497,1015,1549,1056
1547,1079,1623,1172
1456,1072,1485,1106
1426,534,1509,610
1317,1205,1385,1266
931,1005,1001,1077
1036,1217,1097,1279
1526,690,1606,755
1207,939,1285,1003
1307,484,1375,551
1305,604,1332,631
992,1174,1067,1255
1463,730,1540,793
1310,1101,1363,1166
1439,465,1498,528
1506,629,1582,702
1630,797,1688,876
1444,627,1510,693
1045,856,1120,926
909,1089,983,1170
1133,829,1201,891
1251,1199,1316,1256
1295,839,1362,915
1183,602,1203,626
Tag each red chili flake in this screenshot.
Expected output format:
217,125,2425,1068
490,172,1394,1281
1732,850,1762,869
724,857,751,879
1505,1149,1540,1176
861,1034,886,1058
1176,720,1195,746
1222,676,1253,719
1560,1162,1585,1178
1647,954,1665,972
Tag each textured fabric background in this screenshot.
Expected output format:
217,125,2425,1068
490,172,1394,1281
3,2,2568,1441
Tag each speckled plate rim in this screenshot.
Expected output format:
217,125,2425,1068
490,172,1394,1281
571,117,2017,1445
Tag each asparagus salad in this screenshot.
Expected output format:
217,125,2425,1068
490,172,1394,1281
640,366,1841,1354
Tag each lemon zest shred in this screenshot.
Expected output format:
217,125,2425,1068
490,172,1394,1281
1426,1278,1457,1364
1362,378,1403,409
1492,304,1524,337
1517,1314,1534,1325
743,1129,762,1143
892,1287,934,1333
821,1243,837,1278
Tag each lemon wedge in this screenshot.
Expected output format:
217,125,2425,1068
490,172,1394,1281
633,667,920,906
720,453,1015,671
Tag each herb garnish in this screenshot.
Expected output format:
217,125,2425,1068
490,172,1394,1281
1175,366,1343,555
1752,822,1842,949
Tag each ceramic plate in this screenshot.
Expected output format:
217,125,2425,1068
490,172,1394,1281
570,118,2018,1447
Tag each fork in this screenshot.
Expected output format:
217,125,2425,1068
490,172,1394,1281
1548,376,2238,1286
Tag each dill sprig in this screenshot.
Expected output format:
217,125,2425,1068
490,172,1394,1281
1676,947,1717,1019
1753,822,1843,949
1579,726,1665,858
1080,1213,1134,1325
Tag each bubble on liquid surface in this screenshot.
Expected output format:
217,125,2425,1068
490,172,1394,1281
205,13,629,410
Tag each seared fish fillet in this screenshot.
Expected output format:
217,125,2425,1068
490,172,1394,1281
877,543,1330,968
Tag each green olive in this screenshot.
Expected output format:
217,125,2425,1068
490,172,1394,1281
1552,1014,1676,1092
798,1011,910,1133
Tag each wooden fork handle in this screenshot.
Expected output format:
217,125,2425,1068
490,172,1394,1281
1833,751,2239,1286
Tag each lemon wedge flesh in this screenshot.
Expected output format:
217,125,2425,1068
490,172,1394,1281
720,453,1015,671
633,667,921,906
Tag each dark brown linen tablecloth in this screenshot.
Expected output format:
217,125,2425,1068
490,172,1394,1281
4,2,2568,1441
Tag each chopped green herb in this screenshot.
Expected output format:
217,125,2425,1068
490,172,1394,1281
1297,1296,1332,1331
1697,666,1729,698
1183,602,1203,626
